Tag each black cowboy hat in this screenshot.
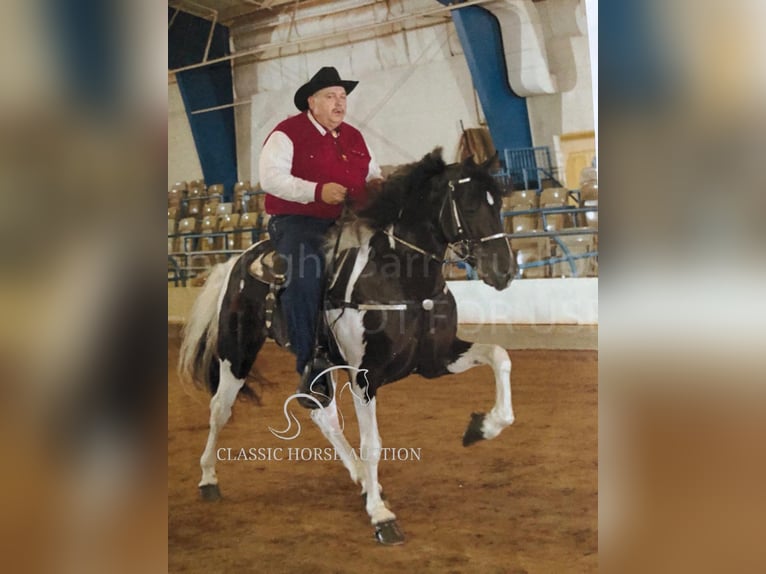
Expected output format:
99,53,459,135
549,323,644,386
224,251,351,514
293,67,358,112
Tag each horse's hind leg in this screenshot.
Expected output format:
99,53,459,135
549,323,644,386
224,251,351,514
198,359,244,500
198,271,267,499
447,340,515,446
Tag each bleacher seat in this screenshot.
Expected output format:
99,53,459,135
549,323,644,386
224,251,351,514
219,213,240,255
233,182,251,214
506,190,538,234
186,186,203,219
580,177,598,229
176,217,198,253
233,181,251,193
216,202,233,216
249,190,266,213
171,181,187,191
168,187,182,210
259,213,271,240
207,183,224,197
189,179,205,191
511,235,551,278
199,215,218,252
237,212,259,250
539,188,568,231
551,234,597,277
167,219,176,253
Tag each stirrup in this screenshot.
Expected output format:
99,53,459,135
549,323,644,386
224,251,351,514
295,355,334,409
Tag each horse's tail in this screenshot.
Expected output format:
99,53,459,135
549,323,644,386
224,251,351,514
178,257,236,395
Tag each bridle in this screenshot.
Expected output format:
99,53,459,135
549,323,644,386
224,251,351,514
438,176,508,263
382,173,508,264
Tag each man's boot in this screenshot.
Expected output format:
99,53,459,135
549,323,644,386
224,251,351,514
296,354,334,409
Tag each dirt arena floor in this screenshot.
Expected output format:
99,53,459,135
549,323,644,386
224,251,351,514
168,337,597,573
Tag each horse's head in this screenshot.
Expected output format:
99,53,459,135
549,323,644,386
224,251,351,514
438,155,515,290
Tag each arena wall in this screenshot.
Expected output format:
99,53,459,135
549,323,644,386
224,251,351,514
168,277,597,325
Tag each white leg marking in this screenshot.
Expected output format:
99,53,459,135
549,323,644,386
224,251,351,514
325,235,368,370
199,359,244,487
310,374,363,484
448,344,515,439
326,308,367,368
353,396,395,525
325,238,392,521
343,237,370,303
316,311,369,485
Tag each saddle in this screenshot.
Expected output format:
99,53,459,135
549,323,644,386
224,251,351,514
247,242,287,286
245,240,290,347
244,239,336,386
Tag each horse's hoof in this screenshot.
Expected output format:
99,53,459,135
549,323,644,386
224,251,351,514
199,484,222,501
462,412,486,447
374,519,405,545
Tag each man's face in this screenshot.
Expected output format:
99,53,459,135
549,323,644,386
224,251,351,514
308,86,347,131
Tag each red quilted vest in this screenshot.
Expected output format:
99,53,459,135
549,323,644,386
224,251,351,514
263,112,371,219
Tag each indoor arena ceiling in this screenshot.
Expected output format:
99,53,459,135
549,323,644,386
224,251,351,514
169,0,549,26
169,0,341,26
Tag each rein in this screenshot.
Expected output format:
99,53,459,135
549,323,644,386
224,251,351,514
382,229,445,263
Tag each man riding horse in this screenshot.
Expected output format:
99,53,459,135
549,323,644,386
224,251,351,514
258,66,383,408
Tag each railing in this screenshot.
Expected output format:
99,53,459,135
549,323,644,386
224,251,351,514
168,219,598,285
168,180,597,283
167,226,266,285
500,146,566,191
501,204,598,279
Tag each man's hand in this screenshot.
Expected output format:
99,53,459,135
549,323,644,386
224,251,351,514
320,182,347,204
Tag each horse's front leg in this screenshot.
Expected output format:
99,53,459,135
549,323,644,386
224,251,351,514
352,392,405,545
310,374,363,484
447,340,515,446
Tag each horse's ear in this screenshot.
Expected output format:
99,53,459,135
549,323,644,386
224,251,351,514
462,154,478,169
482,151,499,170
414,147,446,180
463,152,498,171
424,147,445,168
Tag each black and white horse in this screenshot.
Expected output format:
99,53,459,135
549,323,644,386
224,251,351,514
178,148,516,544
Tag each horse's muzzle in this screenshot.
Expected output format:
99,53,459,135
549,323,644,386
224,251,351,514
475,239,514,290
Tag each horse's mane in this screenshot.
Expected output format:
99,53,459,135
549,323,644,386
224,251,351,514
357,147,447,229
324,148,451,257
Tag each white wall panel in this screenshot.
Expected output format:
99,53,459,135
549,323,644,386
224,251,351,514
249,55,479,182
168,82,202,188
349,38,382,76
450,278,598,324
228,0,594,181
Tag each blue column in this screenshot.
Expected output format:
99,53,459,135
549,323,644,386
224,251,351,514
169,9,237,200
438,1,533,151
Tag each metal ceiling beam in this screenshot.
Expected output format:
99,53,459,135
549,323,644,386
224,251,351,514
168,0,495,76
